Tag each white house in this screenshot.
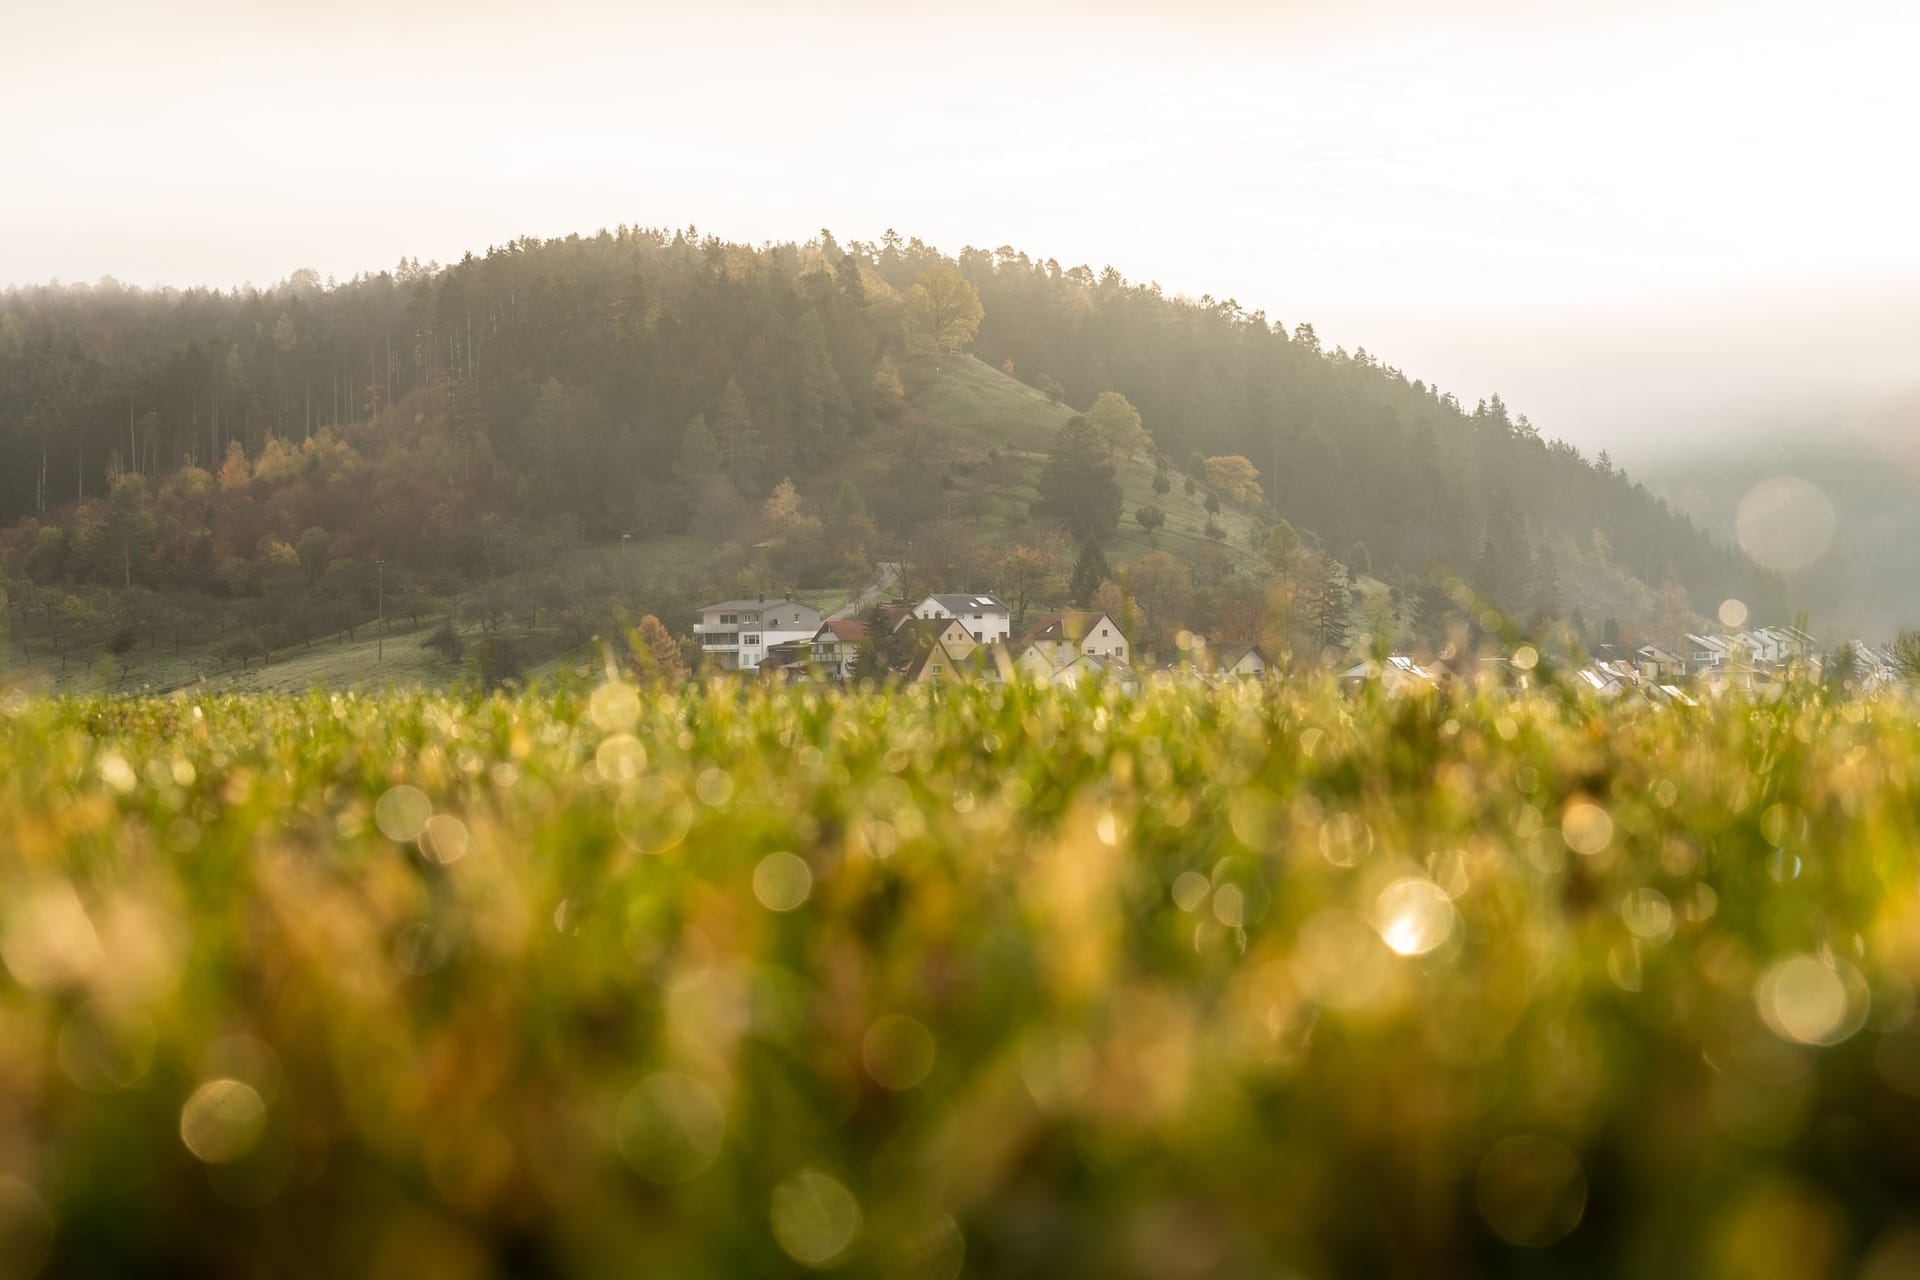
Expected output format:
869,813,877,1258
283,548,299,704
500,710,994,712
1019,611,1129,666
1338,655,1438,695
911,594,1012,645
693,598,824,671
1216,643,1271,680
1636,644,1686,680
1685,633,1731,669
809,619,869,681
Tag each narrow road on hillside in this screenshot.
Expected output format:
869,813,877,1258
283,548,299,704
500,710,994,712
829,561,901,620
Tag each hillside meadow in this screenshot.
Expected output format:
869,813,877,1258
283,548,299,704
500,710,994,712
4,677,1920,1277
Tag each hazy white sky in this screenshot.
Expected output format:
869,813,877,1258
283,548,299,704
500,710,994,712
6,0,1918,459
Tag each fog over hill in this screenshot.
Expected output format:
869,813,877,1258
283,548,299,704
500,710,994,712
1640,385,1920,640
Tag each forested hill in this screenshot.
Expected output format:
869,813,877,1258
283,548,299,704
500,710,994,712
945,246,1773,615
0,226,1776,677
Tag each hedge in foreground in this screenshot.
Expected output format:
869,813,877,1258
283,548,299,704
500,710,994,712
3,679,1920,1278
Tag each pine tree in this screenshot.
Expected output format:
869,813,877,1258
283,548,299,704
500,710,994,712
1474,497,1526,613
675,415,721,484
1527,544,1562,620
710,378,764,475
1069,540,1111,607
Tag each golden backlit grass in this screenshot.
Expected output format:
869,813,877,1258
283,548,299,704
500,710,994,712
4,677,1920,1277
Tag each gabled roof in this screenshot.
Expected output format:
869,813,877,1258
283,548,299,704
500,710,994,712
921,594,1010,615
1218,642,1268,669
1340,655,1435,682
1015,641,1069,668
900,636,988,680
895,615,972,644
815,619,868,643
698,597,821,614
1021,611,1121,645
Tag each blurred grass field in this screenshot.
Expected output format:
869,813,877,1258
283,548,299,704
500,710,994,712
4,677,1920,1277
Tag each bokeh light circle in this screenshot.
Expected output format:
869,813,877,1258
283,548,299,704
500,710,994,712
374,785,432,843
615,778,694,854
862,1015,937,1091
1735,476,1836,573
588,681,642,733
771,1167,863,1268
1757,955,1869,1046
1561,802,1614,856
179,1078,267,1164
753,852,813,912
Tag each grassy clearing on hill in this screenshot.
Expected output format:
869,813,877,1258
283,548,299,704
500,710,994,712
905,357,1268,567
3,679,1920,1276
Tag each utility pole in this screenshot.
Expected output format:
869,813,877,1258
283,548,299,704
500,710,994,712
376,559,385,665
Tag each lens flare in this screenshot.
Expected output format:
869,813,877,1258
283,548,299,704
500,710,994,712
1370,878,1456,956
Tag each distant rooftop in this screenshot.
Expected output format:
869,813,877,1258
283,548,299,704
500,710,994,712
924,594,1009,613
698,597,820,613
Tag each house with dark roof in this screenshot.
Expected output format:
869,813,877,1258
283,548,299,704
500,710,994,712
897,616,987,683
911,594,1012,645
1019,611,1129,666
692,597,824,671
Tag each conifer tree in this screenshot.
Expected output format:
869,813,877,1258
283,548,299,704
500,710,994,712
675,416,721,484
1069,539,1111,607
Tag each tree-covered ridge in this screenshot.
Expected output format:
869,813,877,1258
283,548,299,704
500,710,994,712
0,227,894,539
901,243,1776,616
0,224,1775,641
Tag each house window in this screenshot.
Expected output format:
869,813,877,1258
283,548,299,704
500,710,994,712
743,634,760,646
1116,645,1124,656
721,614,737,625
1101,628,1109,637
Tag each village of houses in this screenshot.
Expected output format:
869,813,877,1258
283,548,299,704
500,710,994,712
692,593,1901,697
